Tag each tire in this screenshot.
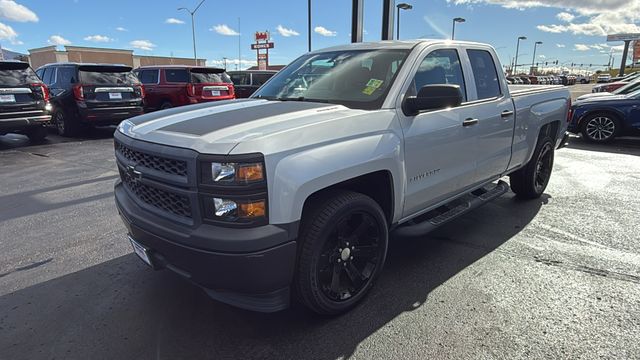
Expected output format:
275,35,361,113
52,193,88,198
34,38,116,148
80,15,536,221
580,113,619,143
509,136,555,199
26,126,48,142
54,110,80,137
294,190,389,315
160,102,173,110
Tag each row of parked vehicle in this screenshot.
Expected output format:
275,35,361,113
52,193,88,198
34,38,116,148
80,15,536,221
506,74,585,86
568,73,640,142
0,60,278,140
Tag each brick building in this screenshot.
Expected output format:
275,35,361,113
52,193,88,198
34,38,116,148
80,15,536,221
28,45,206,69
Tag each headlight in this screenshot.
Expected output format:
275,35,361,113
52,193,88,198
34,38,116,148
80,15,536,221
209,197,267,223
207,162,264,184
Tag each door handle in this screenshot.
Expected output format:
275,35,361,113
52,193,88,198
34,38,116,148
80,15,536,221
463,118,479,126
501,110,514,118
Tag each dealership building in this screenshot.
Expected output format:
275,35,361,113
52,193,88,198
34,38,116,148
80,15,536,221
27,45,206,69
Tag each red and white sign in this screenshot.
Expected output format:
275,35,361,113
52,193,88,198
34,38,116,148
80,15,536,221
257,53,268,60
255,31,269,42
634,41,640,63
251,42,274,50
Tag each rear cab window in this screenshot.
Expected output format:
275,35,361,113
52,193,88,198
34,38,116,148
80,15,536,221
79,65,139,85
230,72,250,85
190,68,232,84
251,73,273,86
467,49,502,100
0,62,42,86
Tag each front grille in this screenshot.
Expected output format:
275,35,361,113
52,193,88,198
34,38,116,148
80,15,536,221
115,141,187,177
119,167,192,218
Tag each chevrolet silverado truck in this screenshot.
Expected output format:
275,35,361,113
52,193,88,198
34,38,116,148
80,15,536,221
114,40,571,315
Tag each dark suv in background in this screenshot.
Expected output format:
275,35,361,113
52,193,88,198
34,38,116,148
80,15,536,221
0,61,52,142
134,66,235,111
228,70,277,98
36,63,144,136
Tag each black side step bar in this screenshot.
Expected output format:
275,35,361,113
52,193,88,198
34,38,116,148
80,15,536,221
394,180,509,237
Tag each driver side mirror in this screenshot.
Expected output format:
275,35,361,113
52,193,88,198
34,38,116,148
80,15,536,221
402,84,463,116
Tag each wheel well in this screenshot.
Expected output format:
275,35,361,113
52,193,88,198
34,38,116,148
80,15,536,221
301,171,394,226
538,120,561,143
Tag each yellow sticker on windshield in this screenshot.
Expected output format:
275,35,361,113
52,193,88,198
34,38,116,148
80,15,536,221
366,79,384,88
362,86,376,95
363,79,383,95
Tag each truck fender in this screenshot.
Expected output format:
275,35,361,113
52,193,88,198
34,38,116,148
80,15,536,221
267,133,404,225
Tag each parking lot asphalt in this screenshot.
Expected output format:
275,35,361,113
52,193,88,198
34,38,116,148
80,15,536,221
2,108,640,359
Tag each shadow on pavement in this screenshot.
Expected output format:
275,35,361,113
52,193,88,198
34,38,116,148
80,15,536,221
0,126,116,151
566,134,640,156
0,193,547,360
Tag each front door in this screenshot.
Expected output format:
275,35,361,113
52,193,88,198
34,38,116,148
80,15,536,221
397,47,480,218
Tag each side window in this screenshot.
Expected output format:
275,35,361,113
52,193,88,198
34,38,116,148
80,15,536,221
138,70,159,84
165,69,189,83
230,73,250,85
252,73,273,86
467,49,501,100
412,49,466,102
56,67,76,85
35,68,44,80
42,67,54,85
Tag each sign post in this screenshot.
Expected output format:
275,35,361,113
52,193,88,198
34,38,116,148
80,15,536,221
253,31,274,71
607,33,640,76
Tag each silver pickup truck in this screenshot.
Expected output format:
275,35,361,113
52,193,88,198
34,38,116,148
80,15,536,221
114,40,571,315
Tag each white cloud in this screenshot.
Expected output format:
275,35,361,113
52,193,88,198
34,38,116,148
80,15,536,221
211,24,239,36
0,0,38,22
83,34,112,43
129,39,156,51
48,35,71,46
574,44,591,51
556,12,575,22
0,21,20,44
115,26,128,32
556,43,566,48
537,24,567,33
314,26,337,37
276,25,299,37
449,0,640,37
165,18,185,24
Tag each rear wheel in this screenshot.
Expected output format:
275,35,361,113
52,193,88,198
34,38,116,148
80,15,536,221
510,137,555,199
581,113,619,143
54,110,80,137
295,191,388,315
26,126,48,142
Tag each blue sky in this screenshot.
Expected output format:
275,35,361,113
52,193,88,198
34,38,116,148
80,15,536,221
1,0,638,71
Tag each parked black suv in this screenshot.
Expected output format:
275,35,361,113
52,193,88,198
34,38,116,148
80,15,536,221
0,61,52,142
228,70,277,98
36,63,144,136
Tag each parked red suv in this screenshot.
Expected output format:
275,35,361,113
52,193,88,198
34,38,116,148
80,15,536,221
134,66,235,111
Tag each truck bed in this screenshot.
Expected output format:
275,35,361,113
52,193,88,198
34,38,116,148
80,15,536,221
508,84,565,97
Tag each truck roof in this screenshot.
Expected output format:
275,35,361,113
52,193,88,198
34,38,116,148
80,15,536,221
314,39,492,53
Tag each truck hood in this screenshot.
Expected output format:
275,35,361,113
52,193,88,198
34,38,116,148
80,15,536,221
119,99,386,155
574,94,628,105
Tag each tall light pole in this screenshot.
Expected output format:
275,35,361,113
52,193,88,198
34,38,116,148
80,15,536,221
452,17,465,40
531,41,542,75
308,0,312,51
396,3,412,40
178,0,206,62
514,36,526,74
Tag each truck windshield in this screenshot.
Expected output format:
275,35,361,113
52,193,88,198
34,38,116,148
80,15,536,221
252,49,410,110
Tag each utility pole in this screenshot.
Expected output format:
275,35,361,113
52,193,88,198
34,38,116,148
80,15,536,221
178,0,206,62
308,0,312,51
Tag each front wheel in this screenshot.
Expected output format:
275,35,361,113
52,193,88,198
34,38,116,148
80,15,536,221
294,191,388,315
509,137,555,199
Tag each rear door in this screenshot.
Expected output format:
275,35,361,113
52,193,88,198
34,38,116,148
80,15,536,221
78,65,143,109
136,69,160,109
0,62,48,118
463,48,515,183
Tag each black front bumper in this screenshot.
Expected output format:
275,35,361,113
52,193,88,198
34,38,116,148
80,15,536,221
115,182,298,313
